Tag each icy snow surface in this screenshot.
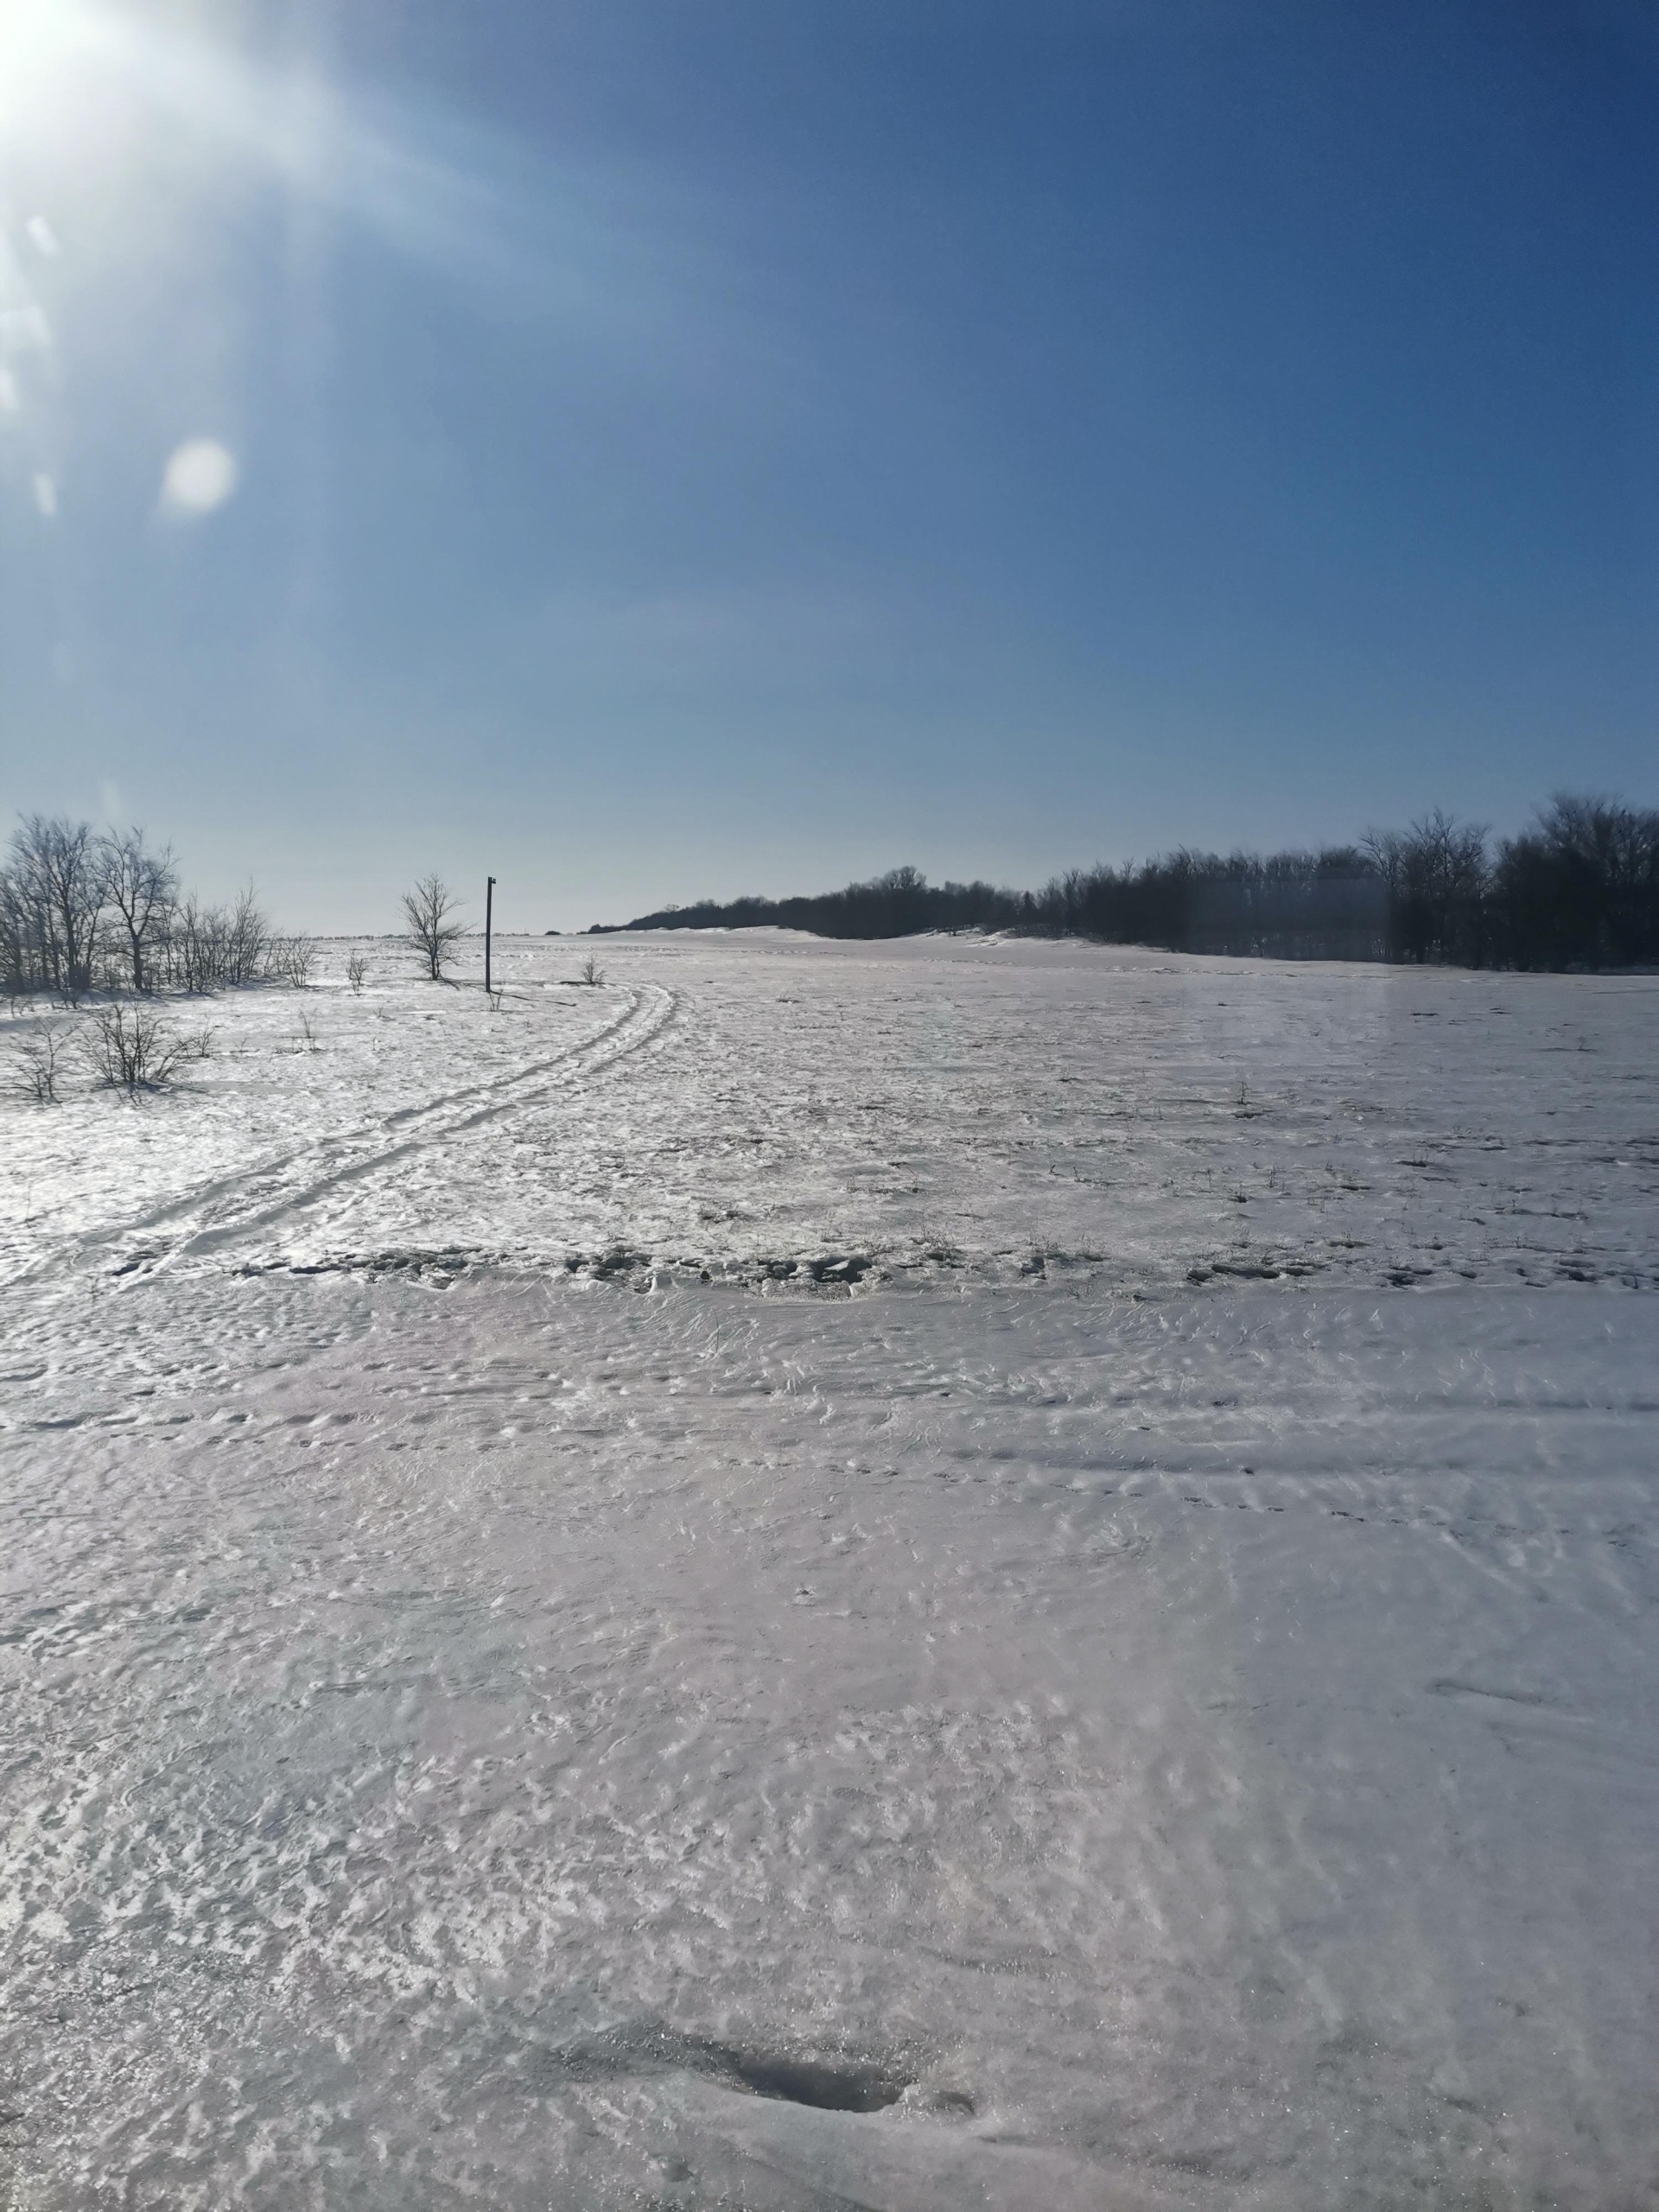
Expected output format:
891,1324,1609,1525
1,933,1656,2209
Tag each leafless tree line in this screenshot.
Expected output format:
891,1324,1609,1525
1029,800,1659,966
609,793,1659,970
0,816,315,1001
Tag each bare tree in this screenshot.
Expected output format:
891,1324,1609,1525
1496,793,1659,969
1363,810,1489,964
401,875,465,980
0,866,33,995
99,826,179,995
346,950,368,995
6,817,108,1000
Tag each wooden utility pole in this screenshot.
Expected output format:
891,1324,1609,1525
484,875,496,994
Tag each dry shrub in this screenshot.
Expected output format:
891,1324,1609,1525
85,1005,184,1092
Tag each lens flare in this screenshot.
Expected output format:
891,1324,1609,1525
160,437,237,516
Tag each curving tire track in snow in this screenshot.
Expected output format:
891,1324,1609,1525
133,993,649,1229
33,987,678,1278
175,983,679,1256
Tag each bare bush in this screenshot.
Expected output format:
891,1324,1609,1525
402,875,465,981
85,1005,185,1092
10,1020,67,1103
267,934,317,988
346,950,368,995
168,887,273,993
223,887,270,986
171,896,221,994
576,955,605,987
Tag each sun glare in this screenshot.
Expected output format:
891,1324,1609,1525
160,436,238,516
0,0,98,140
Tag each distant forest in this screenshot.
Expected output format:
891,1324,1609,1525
592,795,1659,970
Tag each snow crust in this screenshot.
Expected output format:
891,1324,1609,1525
1,936,1655,2208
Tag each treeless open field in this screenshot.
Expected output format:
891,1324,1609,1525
3,936,1655,2209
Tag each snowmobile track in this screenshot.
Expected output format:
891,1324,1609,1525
59,986,678,1275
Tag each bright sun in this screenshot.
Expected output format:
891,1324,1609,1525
0,0,106,145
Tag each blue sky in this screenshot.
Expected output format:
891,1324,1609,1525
2,0,1654,931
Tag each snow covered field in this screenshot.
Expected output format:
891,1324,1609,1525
3,931,1656,1298
2,934,1656,2209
